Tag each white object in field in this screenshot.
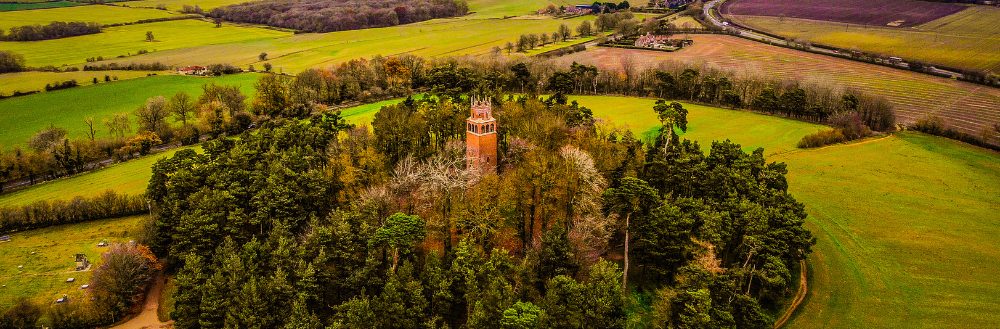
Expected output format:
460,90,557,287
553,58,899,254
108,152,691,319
66,278,75,282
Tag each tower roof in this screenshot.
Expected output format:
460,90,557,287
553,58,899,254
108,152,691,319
469,96,494,122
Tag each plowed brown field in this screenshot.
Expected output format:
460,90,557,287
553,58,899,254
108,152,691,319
552,35,1000,137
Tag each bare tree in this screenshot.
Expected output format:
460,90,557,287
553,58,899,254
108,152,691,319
84,117,97,141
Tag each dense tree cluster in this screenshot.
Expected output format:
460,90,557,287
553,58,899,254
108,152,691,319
208,0,469,33
141,81,812,327
0,21,101,41
0,51,26,73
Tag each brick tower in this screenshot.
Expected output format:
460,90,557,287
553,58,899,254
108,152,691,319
466,97,497,172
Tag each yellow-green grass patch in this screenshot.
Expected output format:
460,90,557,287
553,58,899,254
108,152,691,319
1,19,290,68
0,70,161,95
0,73,260,149
523,34,599,56
729,10,1000,73
0,5,180,30
102,16,596,73
571,95,825,155
0,215,145,309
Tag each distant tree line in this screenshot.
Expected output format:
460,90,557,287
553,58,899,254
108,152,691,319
207,0,469,33
0,190,147,233
83,62,171,71
0,21,101,41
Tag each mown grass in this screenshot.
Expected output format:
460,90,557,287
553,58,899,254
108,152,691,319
0,146,198,207
1,19,290,68
0,215,145,309
573,96,1000,328
0,5,178,30
0,73,259,149
730,8,1000,73
0,70,160,95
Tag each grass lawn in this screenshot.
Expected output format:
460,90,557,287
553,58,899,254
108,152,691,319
728,7,1000,73
0,73,260,149
0,215,145,309
0,70,161,95
1,19,291,68
0,146,199,207
0,5,179,30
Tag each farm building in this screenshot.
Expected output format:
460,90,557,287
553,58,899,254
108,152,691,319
634,32,675,49
178,65,207,75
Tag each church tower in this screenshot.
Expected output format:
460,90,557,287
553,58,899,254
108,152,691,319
466,97,498,172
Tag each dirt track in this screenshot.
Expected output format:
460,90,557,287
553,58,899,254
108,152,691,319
112,273,171,329
774,259,808,328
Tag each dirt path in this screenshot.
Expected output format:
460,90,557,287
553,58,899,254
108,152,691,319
112,273,172,329
774,259,808,328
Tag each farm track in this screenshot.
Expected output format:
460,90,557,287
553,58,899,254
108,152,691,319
552,35,1000,137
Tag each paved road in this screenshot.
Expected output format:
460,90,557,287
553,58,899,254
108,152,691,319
702,0,965,79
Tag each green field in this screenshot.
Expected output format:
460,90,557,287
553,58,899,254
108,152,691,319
0,70,161,95
101,16,596,73
1,19,290,68
574,96,1000,327
0,73,259,148
0,215,145,309
0,1,80,12
0,5,179,30
0,146,198,207
728,6,1000,73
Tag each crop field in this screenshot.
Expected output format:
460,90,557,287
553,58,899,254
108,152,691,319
0,70,160,95
0,73,259,148
1,19,291,68
99,16,595,74
552,34,1000,138
0,146,198,207
0,1,80,11
0,215,145,309
726,6,1000,73
120,0,253,11
719,0,966,28
0,5,179,30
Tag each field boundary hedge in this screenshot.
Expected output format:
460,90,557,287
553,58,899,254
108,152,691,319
0,190,147,234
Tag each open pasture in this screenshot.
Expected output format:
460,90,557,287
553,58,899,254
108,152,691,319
719,0,966,27
0,70,159,95
727,5,1000,73
552,34,1000,138
0,215,145,309
0,73,259,148
1,18,290,68
99,16,595,73
573,96,1000,328
0,5,179,30
120,0,251,11
0,1,79,11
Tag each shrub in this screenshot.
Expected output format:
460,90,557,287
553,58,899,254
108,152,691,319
797,129,846,148
91,242,162,322
0,299,42,329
